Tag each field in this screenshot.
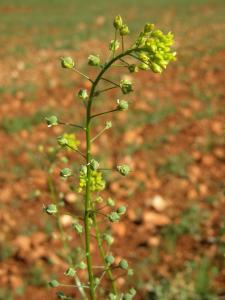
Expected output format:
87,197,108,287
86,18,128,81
0,0,225,299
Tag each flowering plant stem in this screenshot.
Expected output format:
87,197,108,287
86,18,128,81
84,48,141,299
46,16,176,299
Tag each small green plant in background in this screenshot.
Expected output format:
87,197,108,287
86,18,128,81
147,258,217,300
44,16,176,300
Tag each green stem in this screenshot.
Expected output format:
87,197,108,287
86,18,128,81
101,77,120,88
90,126,110,143
84,46,143,300
92,211,117,295
58,121,85,130
112,29,117,59
73,68,94,83
84,120,95,299
95,85,118,95
122,36,124,52
91,108,118,119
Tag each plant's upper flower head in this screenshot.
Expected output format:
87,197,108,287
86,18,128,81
134,24,176,73
113,15,123,30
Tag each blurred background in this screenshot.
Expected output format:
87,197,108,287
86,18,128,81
0,0,224,299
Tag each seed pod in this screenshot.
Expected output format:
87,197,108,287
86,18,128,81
127,268,134,276
109,40,120,51
109,293,117,300
119,259,129,270
117,206,126,215
117,99,129,111
60,57,75,69
78,89,88,100
90,159,99,170
48,279,60,287
45,204,58,215
77,262,87,269
88,54,100,66
64,267,76,277
45,115,58,127
105,254,115,265
107,198,115,207
103,233,114,245
120,79,133,95
72,220,83,234
108,212,120,222
60,168,72,178
128,64,139,73
117,165,130,176
105,121,112,129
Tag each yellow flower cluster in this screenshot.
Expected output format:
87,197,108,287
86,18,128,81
77,166,105,193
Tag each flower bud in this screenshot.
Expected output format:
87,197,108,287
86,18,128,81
105,121,112,129
139,63,150,70
113,15,123,30
152,29,163,39
64,267,76,277
108,212,120,222
151,63,162,73
88,54,100,66
139,52,149,63
60,168,72,178
105,254,115,265
60,57,75,69
120,24,129,36
119,259,129,270
90,159,99,170
44,204,58,215
48,279,60,287
45,115,58,127
135,32,147,48
117,206,126,215
96,196,103,203
109,40,120,51
117,165,130,176
78,89,88,100
144,23,155,33
117,99,129,111
120,79,133,94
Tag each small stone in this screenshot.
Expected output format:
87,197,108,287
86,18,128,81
151,195,167,212
65,192,77,204
60,215,73,227
143,211,170,228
